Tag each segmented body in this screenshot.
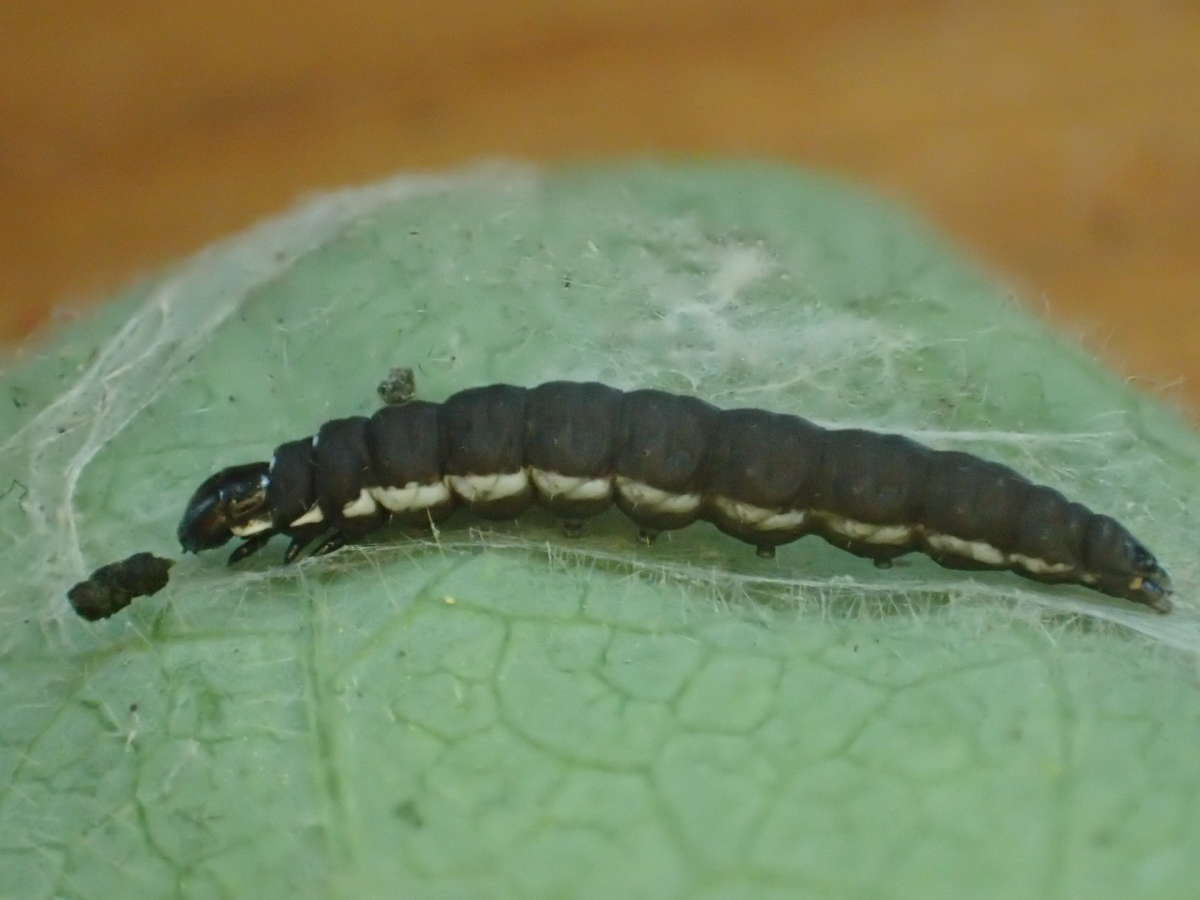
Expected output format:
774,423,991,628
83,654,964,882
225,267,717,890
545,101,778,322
178,381,1173,612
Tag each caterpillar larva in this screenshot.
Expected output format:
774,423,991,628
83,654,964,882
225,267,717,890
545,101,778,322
177,381,1173,613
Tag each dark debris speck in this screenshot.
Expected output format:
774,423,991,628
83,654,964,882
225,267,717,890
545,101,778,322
377,366,417,405
67,553,174,621
394,799,425,828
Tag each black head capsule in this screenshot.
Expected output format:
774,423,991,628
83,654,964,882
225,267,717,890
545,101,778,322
178,462,272,553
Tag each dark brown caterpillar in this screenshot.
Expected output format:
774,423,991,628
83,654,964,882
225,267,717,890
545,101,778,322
178,381,1173,613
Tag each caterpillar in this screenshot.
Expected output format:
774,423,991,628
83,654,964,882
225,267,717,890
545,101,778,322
178,381,1174,613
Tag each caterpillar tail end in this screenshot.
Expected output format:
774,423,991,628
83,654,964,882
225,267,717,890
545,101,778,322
1129,568,1174,615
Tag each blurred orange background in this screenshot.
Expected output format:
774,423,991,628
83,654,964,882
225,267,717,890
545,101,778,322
2,1,1197,415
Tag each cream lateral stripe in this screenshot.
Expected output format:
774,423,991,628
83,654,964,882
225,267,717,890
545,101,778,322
815,512,913,545
711,497,1076,575
447,471,529,503
342,489,378,519
231,517,273,537
529,468,613,501
369,482,451,512
290,504,325,527
925,532,1007,565
615,476,702,514
711,495,807,531
1010,554,1074,575
285,467,1077,576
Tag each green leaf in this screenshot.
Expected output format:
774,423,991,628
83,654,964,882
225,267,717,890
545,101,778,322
2,162,1199,899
